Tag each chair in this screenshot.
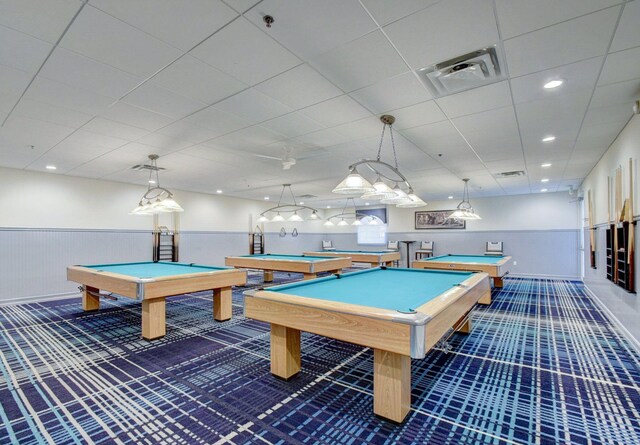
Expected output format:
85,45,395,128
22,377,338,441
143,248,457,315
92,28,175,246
485,241,504,256
415,241,434,260
322,240,336,251
386,241,400,266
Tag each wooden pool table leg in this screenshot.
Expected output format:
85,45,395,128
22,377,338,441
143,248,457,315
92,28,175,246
493,276,504,288
453,314,472,334
478,288,492,305
270,324,301,380
373,349,411,423
384,261,394,267
141,298,166,340
264,270,274,282
83,286,100,311
213,287,232,321
303,273,318,280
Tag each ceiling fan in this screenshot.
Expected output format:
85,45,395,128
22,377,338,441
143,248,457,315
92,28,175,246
247,146,324,170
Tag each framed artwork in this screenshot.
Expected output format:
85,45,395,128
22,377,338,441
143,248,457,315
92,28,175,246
415,210,466,230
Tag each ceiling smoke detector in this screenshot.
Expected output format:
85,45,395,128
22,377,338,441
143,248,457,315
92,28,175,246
416,44,506,98
494,170,526,178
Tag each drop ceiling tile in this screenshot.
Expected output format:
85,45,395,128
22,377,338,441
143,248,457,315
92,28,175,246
122,82,207,119
182,106,250,136
81,117,149,141
56,129,129,152
332,116,384,141
0,115,75,151
136,133,194,151
503,7,619,77
155,120,220,144
90,0,238,51
294,127,352,148
0,64,32,97
213,89,292,125
150,55,247,104
205,125,287,152
12,98,94,128
190,17,301,86
23,77,115,115
309,31,407,92
583,103,633,127
349,72,432,114
99,102,174,132
390,100,447,129
495,0,620,39
610,0,640,52
452,106,522,158
245,0,377,60
361,0,441,26
0,24,52,73
260,112,325,138
598,46,640,85
590,79,640,109
436,81,512,119
39,47,143,99
255,64,343,110
485,159,526,174
401,120,472,157
383,0,499,69
0,147,46,169
0,0,82,43
300,95,372,127
510,57,603,104
60,6,182,77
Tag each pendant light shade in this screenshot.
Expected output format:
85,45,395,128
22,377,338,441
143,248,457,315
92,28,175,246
361,177,396,200
332,168,375,194
396,193,427,208
448,179,482,220
288,211,303,222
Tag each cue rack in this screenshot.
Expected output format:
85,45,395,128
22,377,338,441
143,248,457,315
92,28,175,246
605,158,635,293
153,213,180,262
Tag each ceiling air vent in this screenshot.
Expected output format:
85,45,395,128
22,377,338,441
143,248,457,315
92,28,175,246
296,194,317,199
131,163,166,171
416,44,506,98
494,170,526,178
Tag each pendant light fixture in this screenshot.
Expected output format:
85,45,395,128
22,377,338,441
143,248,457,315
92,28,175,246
130,154,184,215
447,178,482,220
257,184,321,222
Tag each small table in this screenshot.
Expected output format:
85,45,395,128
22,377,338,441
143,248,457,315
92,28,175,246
67,262,247,340
400,240,415,267
225,254,351,282
245,267,491,422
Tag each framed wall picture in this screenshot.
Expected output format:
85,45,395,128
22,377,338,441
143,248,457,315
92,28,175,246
415,210,466,230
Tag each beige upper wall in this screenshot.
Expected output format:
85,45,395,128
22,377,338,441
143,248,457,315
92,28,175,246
0,167,328,232
580,115,639,226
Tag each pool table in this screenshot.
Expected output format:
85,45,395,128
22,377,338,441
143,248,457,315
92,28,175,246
303,250,401,267
67,262,246,340
225,254,351,282
244,267,491,422
413,254,512,288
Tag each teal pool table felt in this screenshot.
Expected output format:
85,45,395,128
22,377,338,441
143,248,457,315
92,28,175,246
265,267,474,312
83,262,229,278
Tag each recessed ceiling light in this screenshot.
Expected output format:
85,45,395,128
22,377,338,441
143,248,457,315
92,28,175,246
216,190,222,194
299,201,304,205
264,196,269,200
542,136,556,142
541,178,549,183
326,205,331,209
541,188,548,192
541,163,552,168
45,165,57,170
543,79,563,89
448,196,453,199
365,202,370,206
148,179,156,184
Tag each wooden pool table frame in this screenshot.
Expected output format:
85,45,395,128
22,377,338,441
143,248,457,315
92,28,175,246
67,264,246,340
413,255,512,288
302,250,401,267
244,271,491,423
225,255,351,282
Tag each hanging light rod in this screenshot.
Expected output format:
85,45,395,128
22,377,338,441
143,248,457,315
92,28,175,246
332,115,426,208
324,198,384,226
258,184,321,222
447,178,481,220
130,154,183,215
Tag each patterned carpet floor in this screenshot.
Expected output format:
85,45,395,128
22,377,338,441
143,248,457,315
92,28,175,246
0,273,639,444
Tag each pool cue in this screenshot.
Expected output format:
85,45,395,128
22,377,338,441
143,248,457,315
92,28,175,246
614,167,621,282
588,189,596,268
628,158,635,292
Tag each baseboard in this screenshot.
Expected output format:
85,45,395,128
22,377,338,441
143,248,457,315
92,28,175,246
508,273,581,281
0,291,78,306
584,284,640,354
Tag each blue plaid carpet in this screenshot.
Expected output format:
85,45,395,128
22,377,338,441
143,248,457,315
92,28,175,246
0,274,639,444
